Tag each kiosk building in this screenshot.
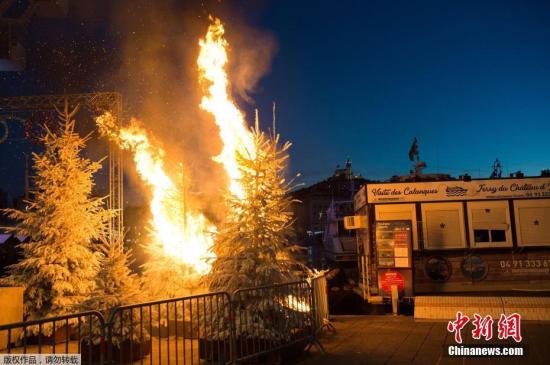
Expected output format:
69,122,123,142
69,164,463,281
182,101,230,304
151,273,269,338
354,176,550,298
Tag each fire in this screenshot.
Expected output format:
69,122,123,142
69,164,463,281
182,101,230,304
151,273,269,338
280,295,311,313
94,18,256,277
198,17,255,198
96,113,214,275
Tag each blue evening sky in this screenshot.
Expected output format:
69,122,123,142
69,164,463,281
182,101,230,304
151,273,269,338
251,0,550,184
2,0,550,198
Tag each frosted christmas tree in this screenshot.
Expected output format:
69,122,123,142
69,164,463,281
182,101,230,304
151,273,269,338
1,102,110,332
204,121,304,341
80,235,146,346
206,123,301,292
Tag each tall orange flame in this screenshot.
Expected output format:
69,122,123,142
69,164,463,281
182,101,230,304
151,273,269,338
96,113,214,276
95,17,256,278
198,17,255,198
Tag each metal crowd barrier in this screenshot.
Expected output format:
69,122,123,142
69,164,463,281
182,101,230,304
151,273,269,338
106,292,233,365
0,311,105,364
0,279,328,364
232,281,314,363
309,273,335,335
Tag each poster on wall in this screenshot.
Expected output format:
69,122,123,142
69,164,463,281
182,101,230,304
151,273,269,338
376,220,412,268
367,177,550,203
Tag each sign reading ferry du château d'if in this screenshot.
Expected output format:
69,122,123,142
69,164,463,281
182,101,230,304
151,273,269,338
366,177,550,203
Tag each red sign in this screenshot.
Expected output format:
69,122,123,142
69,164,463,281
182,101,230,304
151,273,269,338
380,271,405,294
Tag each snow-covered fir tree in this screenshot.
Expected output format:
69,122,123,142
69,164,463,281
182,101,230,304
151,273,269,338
81,235,146,346
1,102,110,330
204,122,305,340
206,124,301,293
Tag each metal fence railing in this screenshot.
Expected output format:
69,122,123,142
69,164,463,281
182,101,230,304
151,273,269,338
106,291,233,365
232,281,314,363
309,273,335,335
0,311,105,364
1,279,328,364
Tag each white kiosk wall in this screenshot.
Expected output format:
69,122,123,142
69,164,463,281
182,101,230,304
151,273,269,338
421,202,467,249
514,199,550,246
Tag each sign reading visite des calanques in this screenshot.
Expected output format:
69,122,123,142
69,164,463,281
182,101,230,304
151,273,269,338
366,177,550,203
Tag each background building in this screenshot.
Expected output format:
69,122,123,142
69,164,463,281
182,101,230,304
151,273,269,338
289,160,371,269
290,159,369,241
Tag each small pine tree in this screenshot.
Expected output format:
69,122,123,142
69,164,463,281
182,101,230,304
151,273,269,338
81,235,146,346
206,125,301,293
1,102,110,331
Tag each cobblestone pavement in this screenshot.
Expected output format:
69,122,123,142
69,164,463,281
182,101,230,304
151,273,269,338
297,315,550,365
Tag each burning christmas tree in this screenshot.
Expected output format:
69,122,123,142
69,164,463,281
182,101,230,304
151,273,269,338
96,114,214,299
205,122,301,292
198,17,303,292
202,118,305,345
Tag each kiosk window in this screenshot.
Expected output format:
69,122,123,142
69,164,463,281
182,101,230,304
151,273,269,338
473,229,506,243
491,229,506,242
474,229,490,243
467,201,512,248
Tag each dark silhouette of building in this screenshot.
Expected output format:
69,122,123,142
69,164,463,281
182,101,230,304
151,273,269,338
0,188,13,227
0,233,26,277
290,159,370,242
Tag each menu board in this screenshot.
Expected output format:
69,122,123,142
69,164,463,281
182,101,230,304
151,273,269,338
376,221,412,268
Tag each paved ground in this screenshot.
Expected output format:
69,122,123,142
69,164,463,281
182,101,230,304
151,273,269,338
3,315,548,364
297,315,550,365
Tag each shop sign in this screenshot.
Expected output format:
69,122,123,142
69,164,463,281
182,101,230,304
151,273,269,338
367,177,550,203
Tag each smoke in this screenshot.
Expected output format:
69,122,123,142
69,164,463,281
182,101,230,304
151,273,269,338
102,1,277,222
228,25,278,104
